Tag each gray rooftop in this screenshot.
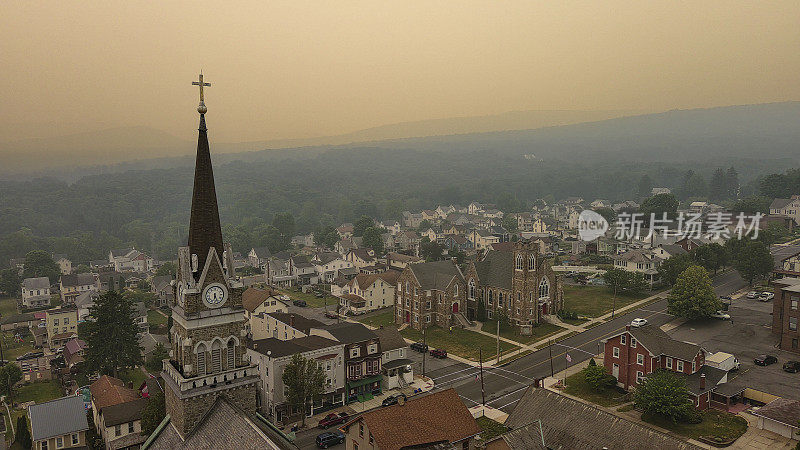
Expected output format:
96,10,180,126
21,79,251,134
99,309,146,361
28,395,89,441
322,322,378,344
22,277,50,290
472,251,513,290
409,260,464,291
249,335,341,358
627,326,702,362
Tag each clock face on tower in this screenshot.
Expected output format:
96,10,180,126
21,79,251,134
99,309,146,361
202,283,228,308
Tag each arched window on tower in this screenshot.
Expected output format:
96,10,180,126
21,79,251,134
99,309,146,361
515,254,523,270
211,340,223,373
227,338,236,370
468,279,475,300
196,343,207,376
539,277,550,299
528,254,535,271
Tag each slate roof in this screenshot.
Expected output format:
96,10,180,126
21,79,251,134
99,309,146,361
473,251,513,290
753,397,800,428
613,249,662,264
28,395,89,442
60,273,97,287
315,252,343,265
321,322,377,344
626,326,702,361
659,244,688,257
103,397,148,427
110,248,135,258
248,335,341,358
343,389,480,450
372,326,407,352
250,246,271,259
674,365,728,396
409,260,464,291
502,387,701,450
770,198,793,210
267,312,324,334
22,277,50,290
241,287,279,313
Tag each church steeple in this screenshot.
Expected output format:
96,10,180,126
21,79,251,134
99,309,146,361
187,73,223,276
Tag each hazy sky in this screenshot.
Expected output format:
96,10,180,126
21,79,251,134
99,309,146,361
2,1,799,143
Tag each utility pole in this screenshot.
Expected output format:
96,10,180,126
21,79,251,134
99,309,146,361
479,349,486,407
495,319,500,364
548,339,554,378
422,327,427,377
611,283,618,319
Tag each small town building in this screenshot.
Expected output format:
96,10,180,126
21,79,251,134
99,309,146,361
45,306,79,349
395,259,467,330
90,375,149,449
21,276,52,309
28,395,89,450
311,322,382,403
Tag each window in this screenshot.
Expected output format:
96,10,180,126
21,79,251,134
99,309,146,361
359,423,364,438
487,310,493,319
196,343,207,375
71,434,79,445
793,339,798,349
791,317,798,331
426,301,431,309
425,315,431,323
630,338,637,348
692,361,696,372
516,308,520,315
792,299,798,310
613,347,619,358
454,284,458,296
468,279,475,299
227,339,236,370
666,357,673,369
211,340,222,373
369,433,374,445
42,442,48,450
515,254,523,270
350,347,360,358
405,298,410,307
620,335,626,345
636,371,644,384
56,436,64,449
637,354,644,365
676,360,684,372
414,301,419,310
538,277,550,299
414,314,419,323
115,425,122,436
528,254,535,271
368,344,377,354
517,292,521,302
128,422,135,433
54,319,59,326
64,317,69,324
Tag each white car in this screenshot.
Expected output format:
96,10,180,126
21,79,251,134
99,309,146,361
746,291,760,299
710,311,731,320
759,292,775,302
630,318,648,327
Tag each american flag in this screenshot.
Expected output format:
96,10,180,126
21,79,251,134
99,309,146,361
565,353,572,363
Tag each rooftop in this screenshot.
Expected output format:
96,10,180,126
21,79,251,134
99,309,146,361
248,335,341,358
28,395,89,442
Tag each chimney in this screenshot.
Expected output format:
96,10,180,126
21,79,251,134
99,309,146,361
289,314,295,328
625,325,631,332
699,373,706,390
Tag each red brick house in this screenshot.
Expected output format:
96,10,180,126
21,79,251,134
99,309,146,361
602,325,727,410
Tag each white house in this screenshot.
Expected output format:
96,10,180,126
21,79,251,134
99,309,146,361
339,273,398,314
21,277,51,309
52,254,72,275
770,195,800,226
612,249,663,285
108,248,153,272
313,252,354,283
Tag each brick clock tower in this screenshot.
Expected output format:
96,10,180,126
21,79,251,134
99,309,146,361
162,74,259,437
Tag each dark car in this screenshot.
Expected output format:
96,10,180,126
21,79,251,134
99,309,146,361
410,342,428,353
317,412,349,429
293,299,307,307
316,430,345,448
382,393,407,407
430,349,448,359
783,361,800,373
754,354,778,366
324,311,338,319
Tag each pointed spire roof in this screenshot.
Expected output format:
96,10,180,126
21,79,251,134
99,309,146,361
187,113,224,276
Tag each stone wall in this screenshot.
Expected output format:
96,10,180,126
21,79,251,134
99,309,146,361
165,380,257,436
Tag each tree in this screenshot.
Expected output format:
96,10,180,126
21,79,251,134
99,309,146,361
0,268,22,297
73,264,92,274
314,225,339,249
419,238,444,262
80,290,143,377
16,415,32,449
667,265,721,320
362,227,385,256
679,170,707,200
582,364,616,391
627,272,649,295
501,215,519,233
725,167,739,199
639,193,679,222
476,298,487,322
353,215,374,237
634,370,694,423
593,207,616,224
155,261,176,277
282,353,326,427
271,212,296,240
731,240,774,286
657,253,694,286
22,250,60,284
0,363,22,403
637,174,654,199
255,224,289,253
709,168,727,202
602,268,629,292
729,196,771,215
416,219,433,232
146,343,169,373
759,222,790,246
141,392,166,435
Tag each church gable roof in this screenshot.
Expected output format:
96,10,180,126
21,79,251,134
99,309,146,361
473,251,513,290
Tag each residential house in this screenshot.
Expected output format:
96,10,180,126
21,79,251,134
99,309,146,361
435,205,456,220
770,195,800,226
421,209,438,223
395,259,466,330
247,336,345,423
313,252,354,283
52,254,72,275
567,210,581,229
394,231,420,253
265,255,296,287
337,224,355,239
2,312,37,332
401,211,423,229
63,338,88,369
339,272,398,314
28,395,89,450
263,312,325,341
109,248,153,273
292,256,319,286
612,249,663,286
651,187,671,195
442,234,473,253
345,248,376,269
242,287,288,340
468,201,485,215
495,386,702,450
381,220,401,235
372,326,411,390
59,273,99,303
90,375,149,449
45,306,79,348
21,277,51,309
150,275,174,307
752,397,800,439
310,322,382,403
771,277,800,354
247,246,272,269
775,250,800,279
385,252,422,270
21,355,55,382
420,227,439,243
74,290,99,322
602,325,724,410
133,301,148,333
291,233,314,247
467,240,563,326
341,388,480,450
653,243,689,260
470,229,500,251
335,238,359,255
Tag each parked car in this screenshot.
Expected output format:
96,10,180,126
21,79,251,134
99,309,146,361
430,349,448,359
317,412,349,429
783,361,800,373
710,311,730,320
719,295,732,300
293,299,307,307
746,291,760,299
630,318,648,327
754,354,778,366
759,292,775,302
316,430,346,448
382,393,407,407
324,311,338,319
410,342,428,353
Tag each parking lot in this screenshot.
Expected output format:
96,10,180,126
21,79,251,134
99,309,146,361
667,293,800,400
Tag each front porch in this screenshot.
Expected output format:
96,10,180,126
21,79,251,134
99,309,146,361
346,374,383,403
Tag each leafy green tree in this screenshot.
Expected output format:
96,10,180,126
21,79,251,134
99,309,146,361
0,363,22,402
155,261,176,277
731,240,774,286
145,343,169,373
639,193,679,222
73,264,92,274
657,253,694,286
282,353,326,427
314,225,339,249
502,215,519,233
419,237,444,261
667,265,721,320
759,169,800,198
582,364,616,391
634,370,694,423
637,174,654,199
476,299,487,322
678,170,707,200
729,196,771,214
22,250,60,284
16,415,32,449
0,268,22,297
362,227,385,255
80,290,143,377
602,268,629,292
141,392,166,435
626,272,649,295
416,219,433,232
237,265,262,277
593,207,616,224
353,216,374,237
271,212,296,239
725,167,739,199
709,168,727,201
759,222,790,246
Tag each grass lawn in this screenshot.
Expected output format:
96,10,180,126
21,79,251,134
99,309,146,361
642,409,748,442
480,320,564,345
119,367,148,387
277,288,337,309
400,326,518,362
4,408,28,444
563,371,627,407
0,330,36,361
148,309,168,326
356,308,395,329
476,416,508,441
15,380,63,404
560,316,589,326
0,297,19,318
563,285,648,318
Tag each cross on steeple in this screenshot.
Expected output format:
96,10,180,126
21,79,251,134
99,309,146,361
192,72,211,114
